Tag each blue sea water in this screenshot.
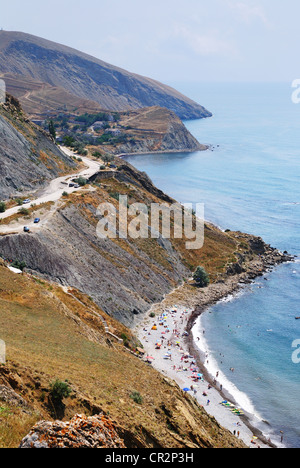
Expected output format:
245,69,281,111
125,83,300,448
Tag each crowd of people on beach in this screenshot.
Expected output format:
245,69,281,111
139,305,270,448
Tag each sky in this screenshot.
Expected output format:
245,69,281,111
1,0,299,85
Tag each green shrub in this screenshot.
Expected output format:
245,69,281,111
49,379,72,403
0,202,6,213
74,176,88,186
193,266,210,288
130,391,143,405
92,151,102,159
11,260,27,271
18,207,29,216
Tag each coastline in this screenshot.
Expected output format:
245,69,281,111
116,145,210,159
134,247,294,449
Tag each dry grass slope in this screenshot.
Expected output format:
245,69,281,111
0,261,244,448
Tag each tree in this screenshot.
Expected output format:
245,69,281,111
49,379,72,404
48,379,72,419
193,266,210,288
0,202,6,213
48,120,56,141
102,154,114,164
74,176,87,186
11,260,27,271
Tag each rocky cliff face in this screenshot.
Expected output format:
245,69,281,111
19,414,126,449
0,95,76,200
0,31,212,120
0,181,190,326
0,159,265,327
110,106,207,155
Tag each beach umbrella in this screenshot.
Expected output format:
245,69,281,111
183,388,190,392
145,356,154,360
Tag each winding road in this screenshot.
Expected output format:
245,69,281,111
0,146,100,232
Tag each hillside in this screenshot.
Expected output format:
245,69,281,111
0,112,291,448
0,94,77,200
51,105,207,156
0,260,245,448
0,73,105,118
0,31,212,120
0,155,284,327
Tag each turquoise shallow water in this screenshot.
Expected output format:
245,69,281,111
126,83,300,447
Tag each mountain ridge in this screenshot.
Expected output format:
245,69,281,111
0,30,212,120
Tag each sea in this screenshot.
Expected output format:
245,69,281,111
125,82,300,448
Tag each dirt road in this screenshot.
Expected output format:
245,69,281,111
0,147,100,232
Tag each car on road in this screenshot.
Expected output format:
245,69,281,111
23,199,31,204
34,218,40,224
69,183,75,188
23,226,30,233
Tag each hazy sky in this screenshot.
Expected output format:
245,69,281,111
1,0,299,84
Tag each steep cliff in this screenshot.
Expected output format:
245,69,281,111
0,158,263,327
109,106,208,155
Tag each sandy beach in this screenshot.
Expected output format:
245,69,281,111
133,237,295,449
135,300,275,449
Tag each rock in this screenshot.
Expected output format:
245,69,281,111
0,385,30,412
19,414,126,448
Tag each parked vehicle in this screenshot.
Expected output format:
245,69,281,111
23,199,31,204
23,226,30,232
69,183,75,188
34,218,40,224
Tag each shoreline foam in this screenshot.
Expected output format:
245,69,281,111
135,303,271,448
191,303,287,448
135,249,294,448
